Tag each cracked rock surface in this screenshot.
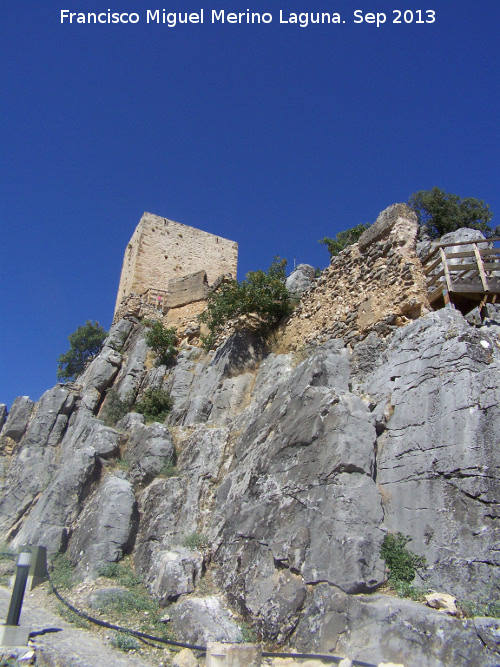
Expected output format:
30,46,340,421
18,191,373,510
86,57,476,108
0,310,498,666
360,309,500,599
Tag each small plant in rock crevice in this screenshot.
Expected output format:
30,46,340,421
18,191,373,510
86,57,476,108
240,621,257,643
183,532,209,550
458,598,500,619
158,459,178,478
380,532,427,598
100,388,134,427
135,388,173,423
111,632,140,652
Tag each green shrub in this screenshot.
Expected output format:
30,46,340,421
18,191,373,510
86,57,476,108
94,589,151,614
100,388,132,426
135,388,173,423
183,533,209,550
98,562,120,578
408,187,495,239
159,459,178,478
458,598,500,619
380,532,426,585
319,223,371,259
199,257,292,347
0,544,15,562
56,602,91,629
393,581,427,601
240,621,257,643
98,560,143,588
111,632,140,652
57,320,107,381
50,553,77,590
143,320,178,365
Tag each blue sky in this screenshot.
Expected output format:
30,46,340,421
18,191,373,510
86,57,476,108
1,1,499,408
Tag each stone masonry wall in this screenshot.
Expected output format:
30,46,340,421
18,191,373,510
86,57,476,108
281,203,431,350
114,213,238,316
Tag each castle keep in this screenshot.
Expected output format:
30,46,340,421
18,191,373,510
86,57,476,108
114,212,238,316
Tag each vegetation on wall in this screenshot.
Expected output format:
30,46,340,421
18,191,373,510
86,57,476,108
408,187,495,239
143,319,178,365
199,256,293,348
318,223,371,259
57,320,107,381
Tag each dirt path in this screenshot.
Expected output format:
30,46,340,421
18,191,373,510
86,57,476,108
0,586,158,666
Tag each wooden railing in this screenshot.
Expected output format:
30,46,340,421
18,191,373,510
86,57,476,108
421,238,500,307
143,287,169,312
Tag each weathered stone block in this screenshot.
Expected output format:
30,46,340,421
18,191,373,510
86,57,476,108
206,642,261,667
166,271,208,308
358,203,418,251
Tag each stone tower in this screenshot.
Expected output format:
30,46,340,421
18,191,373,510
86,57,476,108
114,213,238,316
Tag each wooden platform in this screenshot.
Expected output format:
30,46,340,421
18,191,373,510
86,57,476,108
421,237,500,314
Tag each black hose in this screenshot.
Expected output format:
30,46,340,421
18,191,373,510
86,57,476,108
48,571,378,666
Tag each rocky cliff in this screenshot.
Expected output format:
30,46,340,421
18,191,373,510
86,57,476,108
1,212,499,667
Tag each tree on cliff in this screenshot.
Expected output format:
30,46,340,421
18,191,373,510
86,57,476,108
57,320,107,381
199,257,292,348
408,187,495,239
318,223,371,259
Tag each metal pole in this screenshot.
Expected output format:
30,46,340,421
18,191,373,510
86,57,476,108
6,551,32,626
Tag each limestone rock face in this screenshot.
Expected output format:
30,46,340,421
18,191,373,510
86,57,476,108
293,588,499,667
168,331,266,426
417,227,489,261
0,386,76,535
69,473,137,579
118,414,174,486
210,341,386,641
134,425,230,602
285,264,315,298
12,445,97,552
0,396,34,442
361,308,500,599
0,281,499,666
168,597,242,645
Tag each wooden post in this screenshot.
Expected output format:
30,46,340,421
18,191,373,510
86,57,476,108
473,243,490,292
440,248,452,292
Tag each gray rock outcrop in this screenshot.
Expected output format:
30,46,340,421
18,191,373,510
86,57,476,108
118,414,174,485
417,227,489,261
0,386,76,535
0,405,6,433
285,264,315,297
168,597,242,645
292,587,499,666
0,396,34,442
69,473,137,579
210,340,386,641
360,308,500,600
0,302,498,667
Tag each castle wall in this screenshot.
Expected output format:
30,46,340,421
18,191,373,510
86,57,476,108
281,204,431,350
114,213,238,315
